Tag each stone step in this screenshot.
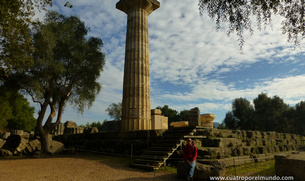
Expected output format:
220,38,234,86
184,135,207,139
152,142,179,147
144,150,171,156
148,147,174,151
138,154,167,160
155,139,182,143
131,128,196,171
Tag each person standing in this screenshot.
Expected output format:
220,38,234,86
183,138,197,181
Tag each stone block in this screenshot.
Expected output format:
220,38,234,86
256,139,263,146
0,148,13,156
273,145,280,152
2,135,28,155
151,114,168,130
1,132,10,139
283,133,291,139
279,145,287,152
151,109,162,115
275,133,282,139
251,147,259,154
25,139,41,153
200,114,216,128
246,131,262,139
11,130,24,136
242,147,251,155
267,132,276,139
261,132,268,139
291,134,300,140
231,147,243,156
64,121,77,128
170,121,188,128
0,139,5,148
217,130,233,138
49,140,64,154
202,138,242,147
275,152,305,181
188,107,200,127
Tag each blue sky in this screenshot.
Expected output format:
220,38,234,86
33,0,305,126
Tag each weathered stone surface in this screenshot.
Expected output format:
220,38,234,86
275,152,305,181
151,109,162,115
11,130,24,136
25,139,41,153
1,132,10,139
151,114,168,130
246,131,262,139
117,0,160,131
198,147,233,159
84,127,99,134
202,138,242,147
200,114,216,128
0,148,13,156
64,121,77,128
170,121,189,128
49,140,64,154
2,135,28,155
188,107,201,127
242,147,251,155
177,161,226,180
0,139,5,148
100,121,120,132
258,146,268,154
217,130,233,138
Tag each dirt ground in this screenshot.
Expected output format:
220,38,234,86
0,155,180,181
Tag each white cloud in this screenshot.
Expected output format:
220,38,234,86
32,0,305,125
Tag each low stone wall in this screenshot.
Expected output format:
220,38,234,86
53,130,166,155
193,129,305,159
275,152,305,181
54,128,305,158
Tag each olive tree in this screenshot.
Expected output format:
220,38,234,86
21,11,105,153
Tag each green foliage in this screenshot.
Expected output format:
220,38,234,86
0,86,36,132
178,109,189,121
25,10,105,118
198,0,305,49
232,98,255,130
15,11,105,152
106,102,122,121
253,93,290,131
79,120,105,131
155,105,189,123
0,0,73,79
0,0,52,77
223,93,304,135
295,101,305,135
223,111,238,129
156,105,178,123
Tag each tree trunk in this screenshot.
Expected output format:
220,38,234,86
40,132,52,154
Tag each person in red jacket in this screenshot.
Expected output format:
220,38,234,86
183,138,197,181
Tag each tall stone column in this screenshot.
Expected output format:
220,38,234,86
116,0,160,131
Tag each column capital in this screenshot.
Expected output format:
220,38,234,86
116,0,160,15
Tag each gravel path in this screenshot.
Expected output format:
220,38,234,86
0,156,180,181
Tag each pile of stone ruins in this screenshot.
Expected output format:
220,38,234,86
0,130,65,157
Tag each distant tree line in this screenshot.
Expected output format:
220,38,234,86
105,103,189,124
222,93,305,135
155,105,189,124
0,85,36,132
79,120,106,131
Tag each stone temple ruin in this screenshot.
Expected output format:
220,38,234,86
1,106,305,179
1,0,305,180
